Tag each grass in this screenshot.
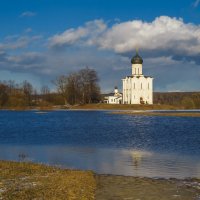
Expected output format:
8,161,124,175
2,103,197,111
70,103,184,110
0,161,96,200
0,161,200,200
111,111,200,117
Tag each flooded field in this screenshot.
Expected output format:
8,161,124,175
0,110,200,178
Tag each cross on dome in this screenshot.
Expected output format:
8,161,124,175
131,50,143,64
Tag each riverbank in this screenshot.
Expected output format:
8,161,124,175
96,175,200,200
2,103,200,111
70,103,185,110
0,103,189,111
1,161,200,200
0,161,95,199
111,111,200,117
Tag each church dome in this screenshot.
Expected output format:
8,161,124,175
131,52,143,64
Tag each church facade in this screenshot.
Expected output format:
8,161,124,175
122,52,153,104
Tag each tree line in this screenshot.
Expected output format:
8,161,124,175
0,67,200,109
154,92,200,109
0,67,101,108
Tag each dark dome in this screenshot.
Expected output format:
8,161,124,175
131,52,143,64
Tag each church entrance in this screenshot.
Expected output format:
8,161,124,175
140,97,145,104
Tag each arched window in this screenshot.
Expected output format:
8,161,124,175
134,83,135,89
141,83,142,89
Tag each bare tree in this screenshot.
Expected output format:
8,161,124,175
41,85,50,95
54,67,101,105
54,75,68,105
22,80,33,106
0,83,9,107
79,67,100,104
65,72,81,105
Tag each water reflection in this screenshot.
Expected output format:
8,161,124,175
131,150,152,168
0,145,199,179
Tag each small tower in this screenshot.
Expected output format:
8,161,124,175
114,86,119,95
131,50,143,75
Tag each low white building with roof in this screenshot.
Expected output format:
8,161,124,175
104,87,122,104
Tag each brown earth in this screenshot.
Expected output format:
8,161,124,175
111,111,200,117
2,103,195,111
96,175,200,200
70,103,184,110
1,161,200,200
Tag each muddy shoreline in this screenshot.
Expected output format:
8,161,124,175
0,103,191,111
96,174,200,200
1,161,200,199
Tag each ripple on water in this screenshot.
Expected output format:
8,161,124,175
0,110,200,178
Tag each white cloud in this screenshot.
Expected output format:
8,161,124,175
1,16,200,92
96,16,200,57
20,11,36,18
49,27,88,47
49,16,200,64
0,36,30,50
0,35,42,51
7,52,45,66
25,28,33,33
49,20,107,48
193,0,200,7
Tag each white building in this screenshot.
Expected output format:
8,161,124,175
122,52,153,104
104,87,122,104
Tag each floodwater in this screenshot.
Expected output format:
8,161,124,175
0,110,200,178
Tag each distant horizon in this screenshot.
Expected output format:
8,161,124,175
103,90,200,94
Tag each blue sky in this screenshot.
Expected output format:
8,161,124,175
0,0,200,92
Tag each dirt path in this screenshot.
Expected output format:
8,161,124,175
95,175,200,200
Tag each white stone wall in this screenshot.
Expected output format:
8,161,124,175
108,96,122,104
132,64,142,75
122,76,153,104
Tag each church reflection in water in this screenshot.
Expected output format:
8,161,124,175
131,150,152,168
0,144,200,179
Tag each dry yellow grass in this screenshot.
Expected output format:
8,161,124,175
0,161,96,200
2,103,190,111
111,111,200,117
70,103,182,110
1,161,200,200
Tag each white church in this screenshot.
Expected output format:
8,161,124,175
105,52,153,104
122,52,153,104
